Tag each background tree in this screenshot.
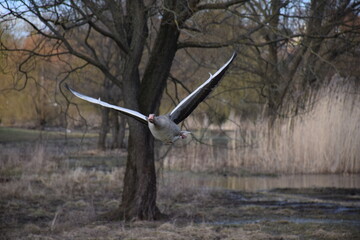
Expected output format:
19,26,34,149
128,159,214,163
177,0,359,119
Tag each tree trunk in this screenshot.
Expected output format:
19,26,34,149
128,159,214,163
120,123,160,220
107,0,190,220
118,115,126,149
98,107,109,150
110,111,119,149
264,0,282,118
110,112,126,149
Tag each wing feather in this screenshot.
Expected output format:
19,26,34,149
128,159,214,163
169,52,237,124
66,84,148,125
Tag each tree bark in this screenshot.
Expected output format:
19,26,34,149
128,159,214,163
118,115,126,148
105,0,159,220
120,124,160,220
98,107,109,150
107,0,191,220
264,0,282,118
110,112,126,149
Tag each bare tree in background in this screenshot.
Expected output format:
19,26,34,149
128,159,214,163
242,0,360,117
178,0,359,119
93,38,127,150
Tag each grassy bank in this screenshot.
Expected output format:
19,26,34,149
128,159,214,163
1,146,359,239
0,127,97,143
0,127,359,239
0,133,359,239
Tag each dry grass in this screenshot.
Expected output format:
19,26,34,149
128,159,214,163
0,143,124,200
164,77,360,174
1,141,359,240
0,142,125,237
22,221,300,240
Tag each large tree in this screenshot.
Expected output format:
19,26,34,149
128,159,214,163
0,0,248,220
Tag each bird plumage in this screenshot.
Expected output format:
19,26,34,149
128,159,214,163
169,52,237,124
66,52,237,143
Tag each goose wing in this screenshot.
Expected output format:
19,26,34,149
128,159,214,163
66,84,148,125
169,52,237,124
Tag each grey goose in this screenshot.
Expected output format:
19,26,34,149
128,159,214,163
66,52,237,143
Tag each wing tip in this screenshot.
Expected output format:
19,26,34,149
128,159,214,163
229,51,237,63
64,83,70,90
64,83,75,94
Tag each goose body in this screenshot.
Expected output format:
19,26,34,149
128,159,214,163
148,114,188,143
67,52,237,143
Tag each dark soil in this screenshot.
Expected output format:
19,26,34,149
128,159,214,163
1,183,359,239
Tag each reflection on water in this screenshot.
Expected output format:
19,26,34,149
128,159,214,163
162,172,360,191
210,217,360,226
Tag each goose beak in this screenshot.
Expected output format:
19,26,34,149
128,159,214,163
148,114,155,123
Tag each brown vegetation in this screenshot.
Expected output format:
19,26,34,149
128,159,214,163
164,77,360,174
1,139,359,239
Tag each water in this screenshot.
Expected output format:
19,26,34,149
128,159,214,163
162,172,360,191
210,217,360,226
161,172,360,228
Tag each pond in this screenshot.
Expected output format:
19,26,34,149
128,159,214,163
160,171,360,191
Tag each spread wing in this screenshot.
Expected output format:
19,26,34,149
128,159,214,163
66,84,148,125
169,52,237,124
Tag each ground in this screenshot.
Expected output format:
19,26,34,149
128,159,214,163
0,127,359,239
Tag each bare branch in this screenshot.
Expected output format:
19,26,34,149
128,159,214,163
195,0,249,11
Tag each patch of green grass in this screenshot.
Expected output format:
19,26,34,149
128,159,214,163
0,127,97,143
0,166,23,180
0,127,42,142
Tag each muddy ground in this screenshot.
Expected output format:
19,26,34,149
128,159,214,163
1,185,359,239
0,128,359,239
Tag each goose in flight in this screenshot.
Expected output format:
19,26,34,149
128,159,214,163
66,52,237,143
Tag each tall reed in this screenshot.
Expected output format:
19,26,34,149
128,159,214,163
163,77,360,174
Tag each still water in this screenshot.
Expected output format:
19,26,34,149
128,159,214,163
161,172,360,191
65,154,360,191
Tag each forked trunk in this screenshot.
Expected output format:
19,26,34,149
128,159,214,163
104,0,190,221
108,121,161,220
123,126,160,220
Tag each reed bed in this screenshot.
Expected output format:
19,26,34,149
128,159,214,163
163,78,360,174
